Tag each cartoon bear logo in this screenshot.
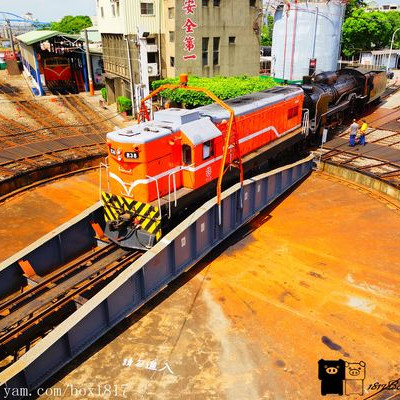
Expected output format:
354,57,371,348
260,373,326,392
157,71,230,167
345,361,366,395
318,359,345,396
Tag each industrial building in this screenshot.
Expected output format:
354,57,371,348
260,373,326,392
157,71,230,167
17,31,89,95
97,0,262,107
16,30,105,96
359,49,400,70
270,0,345,82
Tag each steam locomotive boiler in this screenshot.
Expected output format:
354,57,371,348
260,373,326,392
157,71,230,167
301,67,386,135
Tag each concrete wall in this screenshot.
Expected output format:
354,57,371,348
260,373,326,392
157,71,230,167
98,0,163,35
19,42,43,94
125,0,162,34
97,0,126,34
98,0,261,89
102,32,141,104
163,0,176,77
319,161,400,203
174,0,261,77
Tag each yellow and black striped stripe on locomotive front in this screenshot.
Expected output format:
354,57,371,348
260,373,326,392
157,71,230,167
101,192,162,241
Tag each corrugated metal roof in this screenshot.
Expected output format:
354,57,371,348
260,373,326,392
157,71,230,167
16,30,81,46
16,30,59,45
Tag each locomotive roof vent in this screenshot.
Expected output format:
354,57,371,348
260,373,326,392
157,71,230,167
154,108,200,125
143,127,160,133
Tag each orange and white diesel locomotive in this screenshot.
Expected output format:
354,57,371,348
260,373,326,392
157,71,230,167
102,83,304,249
102,68,386,250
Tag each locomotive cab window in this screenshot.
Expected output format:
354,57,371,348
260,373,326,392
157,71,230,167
203,140,213,160
288,105,299,119
182,144,192,165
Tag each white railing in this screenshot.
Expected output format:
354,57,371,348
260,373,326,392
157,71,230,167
145,175,162,220
99,157,110,201
167,165,194,218
302,109,310,136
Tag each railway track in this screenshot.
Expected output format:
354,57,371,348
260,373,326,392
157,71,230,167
59,95,110,133
319,83,400,187
0,244,143,358
0,80,111,197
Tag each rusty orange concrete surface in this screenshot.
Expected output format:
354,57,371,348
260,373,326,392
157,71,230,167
21,172,399,400
0,171,100,262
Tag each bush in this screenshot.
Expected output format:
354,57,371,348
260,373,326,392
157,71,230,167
151,75,279,107
101,87,107,101
117,96,132,114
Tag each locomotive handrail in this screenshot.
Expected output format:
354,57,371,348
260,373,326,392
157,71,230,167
167,164,195,218
99,159,110,200
137,74,243,206
145,175,162,220
302,109,310,136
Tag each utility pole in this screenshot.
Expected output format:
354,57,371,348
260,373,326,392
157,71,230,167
84,29,94,96
6,19,16,59
125,36,137,118
387,27,400,73
137,27,150,99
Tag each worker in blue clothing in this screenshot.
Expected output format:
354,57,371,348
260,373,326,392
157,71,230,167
349,119,359,146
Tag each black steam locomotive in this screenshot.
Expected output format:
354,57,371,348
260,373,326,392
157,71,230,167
301,67,387,135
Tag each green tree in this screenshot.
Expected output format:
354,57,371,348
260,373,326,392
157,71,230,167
345,0,366,18
341,9,392,56
261,15,274,46
385,11,400,48
50,15,92,34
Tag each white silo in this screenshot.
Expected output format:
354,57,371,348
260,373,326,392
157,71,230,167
271,0,345,82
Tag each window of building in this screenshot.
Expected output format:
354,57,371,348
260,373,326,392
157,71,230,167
146,37,156,44
288,105,299,119
213,0,220,6
168,7,175,18
213,37,220,65
112,4,116,16
116,2,120,16
202,0,209,6
169,31,175,42
182,144,192,164
141,2,154,15
170,56,175,67
203,140,213,159
229,36,236,44
202,37,209,66
249,0,256,6
97,0,99,7
101,6,104,17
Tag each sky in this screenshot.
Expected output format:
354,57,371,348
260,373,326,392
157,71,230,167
2,0,400,23
1,0,96,22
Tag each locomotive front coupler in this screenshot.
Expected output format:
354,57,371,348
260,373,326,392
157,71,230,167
109,211,139,231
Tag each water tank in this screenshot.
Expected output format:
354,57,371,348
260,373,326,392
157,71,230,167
271,1,345,82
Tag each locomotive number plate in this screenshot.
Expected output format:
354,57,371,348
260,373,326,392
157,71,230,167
125,152,139,159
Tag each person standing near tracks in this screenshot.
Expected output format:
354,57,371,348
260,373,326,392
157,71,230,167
349,119,359,146
359,120,368,146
